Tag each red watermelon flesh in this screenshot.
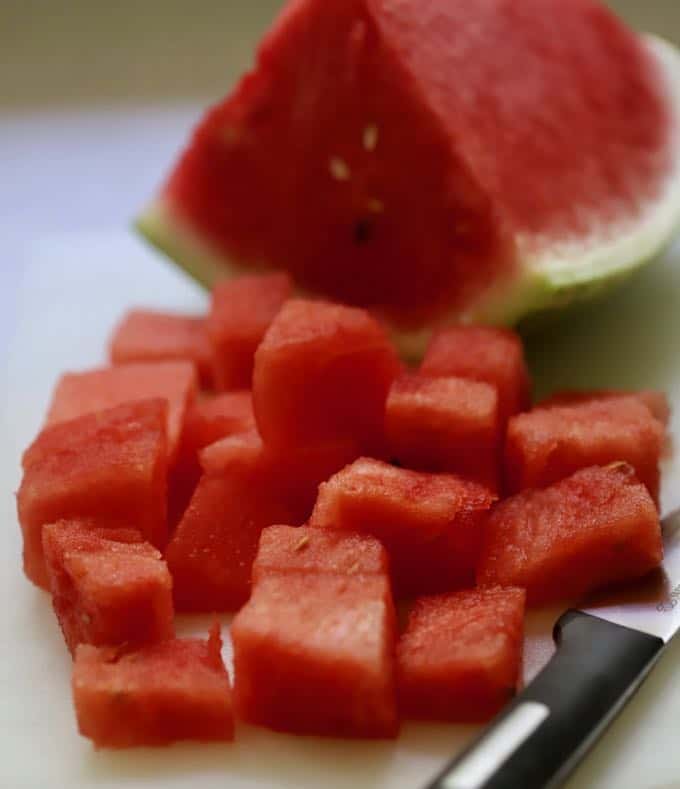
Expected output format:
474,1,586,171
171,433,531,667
72,623,234,747
42,521,174,655
251,524,389,585
420,326,530,427
505,396,664,502
385,374,500,490
253,299,400,452
477,464,663,605
141,0,673,328
397,587,525,722
171,390,257,526
200,429,360,523
207,272,292,390
537,389,671,427
164,474,300,612
45,361,197,464
232,572,398,738
183,391,256,452
309,457,495,596
109,309,213,388
18,399,168,589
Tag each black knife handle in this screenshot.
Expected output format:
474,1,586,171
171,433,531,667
425,610,664,789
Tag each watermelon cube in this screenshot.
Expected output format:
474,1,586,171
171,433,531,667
505,397,664,502
18,399,168,588
109,309,213,388
251,524,389,585
385,374,500,490
207,272,292,390
253,299,400,452
183,391,256,454
232,573,398,738
200,429,359,523
165,474,299,611
42,520,174,655
398,587,525,722
170,390,257,527
309,458,495,596
477,464,662,604
72,623,233,747
420,326,530,427
537,389,671,426
45,361,197,463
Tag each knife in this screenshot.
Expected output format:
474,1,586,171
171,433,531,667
425,508,680,789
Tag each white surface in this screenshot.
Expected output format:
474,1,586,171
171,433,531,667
1,231,680,789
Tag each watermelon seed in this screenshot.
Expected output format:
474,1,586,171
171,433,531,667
329,157,351,181
294,534,310,552
363,124,378,151
348,561,361,574
354,218,373,244
367,198,384,214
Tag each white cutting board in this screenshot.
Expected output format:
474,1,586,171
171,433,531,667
1,231,680,789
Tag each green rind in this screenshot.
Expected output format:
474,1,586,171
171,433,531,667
136,35,680,359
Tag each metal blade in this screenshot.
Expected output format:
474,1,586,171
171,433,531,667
582,509,680,643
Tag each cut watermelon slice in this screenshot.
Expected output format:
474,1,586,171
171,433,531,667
477,464,663,605
252,524,389,585
109,309,213,388
232,573,398,738
309,457,495,596
18,399,169,588
397,587,525,722
42,521,174,655
137,0,680,348
505,396,664,502
46,361,197,464
385,374,500,490
72,623,233,747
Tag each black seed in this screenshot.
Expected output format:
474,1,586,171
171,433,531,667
354,218,373,244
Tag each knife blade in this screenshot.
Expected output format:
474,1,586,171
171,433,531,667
425,509,680,789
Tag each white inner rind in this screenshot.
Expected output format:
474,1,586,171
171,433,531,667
136,34,680,356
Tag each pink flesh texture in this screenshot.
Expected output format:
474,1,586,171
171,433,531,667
160,0,671,328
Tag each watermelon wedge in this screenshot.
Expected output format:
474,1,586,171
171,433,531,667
138,0,680,348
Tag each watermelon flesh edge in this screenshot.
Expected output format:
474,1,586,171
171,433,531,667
137,34,680,357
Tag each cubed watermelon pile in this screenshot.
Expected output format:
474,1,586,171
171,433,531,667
16,271,669,748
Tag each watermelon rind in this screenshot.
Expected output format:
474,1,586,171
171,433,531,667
136,34,680,358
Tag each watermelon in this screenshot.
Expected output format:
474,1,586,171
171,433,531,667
537,389,671,426
183,391,256,452
164,474,300,612
109,309,213,388
420,326,530,427
200,429,359,522
137,0,680,345
170,390,257,526
385,374,500,490
505,396,664,502
397,587,525,722
231,573,398,738
477,464,663,605
46,361,197,463
72,623,233,747
251,524,389,585
309,457,495,596
42,521,174,655
207,272,291,390
253,299,400,452
18,399,168,588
